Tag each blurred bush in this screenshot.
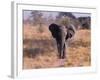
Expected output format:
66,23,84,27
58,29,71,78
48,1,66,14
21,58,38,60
58,16,71,26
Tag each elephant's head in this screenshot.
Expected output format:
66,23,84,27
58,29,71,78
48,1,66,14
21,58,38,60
49,23,75,59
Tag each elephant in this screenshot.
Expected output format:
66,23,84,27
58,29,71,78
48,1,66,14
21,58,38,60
49,23,76,59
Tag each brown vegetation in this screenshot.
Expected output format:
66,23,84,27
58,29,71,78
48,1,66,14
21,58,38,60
23,24,91,69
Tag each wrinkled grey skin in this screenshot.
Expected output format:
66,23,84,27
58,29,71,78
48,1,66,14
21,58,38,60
49,23,75,59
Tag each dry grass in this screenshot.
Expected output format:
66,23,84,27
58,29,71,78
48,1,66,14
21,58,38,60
23,24,91,69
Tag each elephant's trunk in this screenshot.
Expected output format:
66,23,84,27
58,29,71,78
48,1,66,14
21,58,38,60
59,26,67,59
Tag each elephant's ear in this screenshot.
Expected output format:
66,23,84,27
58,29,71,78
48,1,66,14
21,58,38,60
49,23,60,38
66,24,76,40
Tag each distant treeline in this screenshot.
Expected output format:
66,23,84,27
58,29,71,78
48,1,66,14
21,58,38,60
78,17,91,29
23,11,91,29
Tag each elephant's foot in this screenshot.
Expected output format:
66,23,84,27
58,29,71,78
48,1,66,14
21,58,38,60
59,59,66,67
52,59,66,67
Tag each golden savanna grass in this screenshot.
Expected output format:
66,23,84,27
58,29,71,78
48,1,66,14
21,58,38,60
23,24,91,69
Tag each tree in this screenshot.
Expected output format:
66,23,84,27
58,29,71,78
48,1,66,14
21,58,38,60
37,13,44,33
31,11,39,25
55,12,74,26
30,11,45,32
57,12,76,19
55,12,80,29
59,16,71,26
78,17,91,29
47,14,55,25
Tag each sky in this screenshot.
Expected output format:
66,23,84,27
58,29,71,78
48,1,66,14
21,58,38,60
23,10,91,20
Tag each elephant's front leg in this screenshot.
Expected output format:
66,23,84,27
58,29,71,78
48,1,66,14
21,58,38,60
62,43,66,59
58,40,66,67
58,37,66,59
56,40,63,59
56,41,61,58
60,31,66,59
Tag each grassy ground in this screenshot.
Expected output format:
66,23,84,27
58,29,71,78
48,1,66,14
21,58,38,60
23,24,91,69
